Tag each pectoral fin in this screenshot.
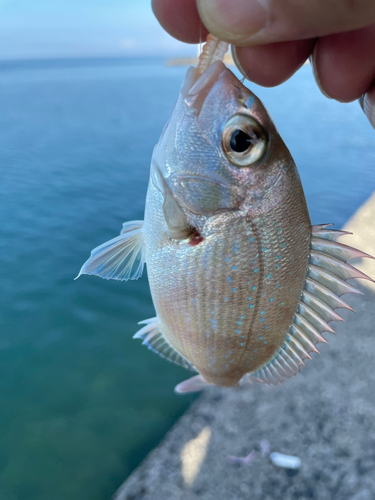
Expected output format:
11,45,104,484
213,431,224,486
76,220,145,281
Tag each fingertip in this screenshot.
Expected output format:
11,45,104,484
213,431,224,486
310,44,333,100
152,0,208,43
312,26,375,103
197,0,267,45
360,87,375,129
233,39,315,87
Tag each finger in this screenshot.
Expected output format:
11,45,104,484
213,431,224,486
233,39,315,87
359,87,375,129
312,25,375,102
197,0,375,46
152,0,208,43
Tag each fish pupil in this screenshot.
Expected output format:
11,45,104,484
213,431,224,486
229,130,251,153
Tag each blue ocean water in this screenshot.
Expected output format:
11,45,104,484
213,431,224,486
0,58,374,500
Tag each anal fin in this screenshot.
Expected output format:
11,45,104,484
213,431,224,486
76,220,145,281
134,317,196,372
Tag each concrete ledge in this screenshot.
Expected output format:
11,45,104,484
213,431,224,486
114,194,375,500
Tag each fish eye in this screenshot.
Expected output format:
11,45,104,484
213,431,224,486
222,114,267,167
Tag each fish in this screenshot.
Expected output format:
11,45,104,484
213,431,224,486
77,34,374,393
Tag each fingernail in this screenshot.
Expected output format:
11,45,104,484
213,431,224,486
231,46,248,80
197,0,268,44
359,88,375,129
310,44,332,100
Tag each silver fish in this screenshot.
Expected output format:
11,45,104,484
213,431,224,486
77,35,374,393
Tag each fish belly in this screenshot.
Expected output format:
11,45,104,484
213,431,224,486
144,182,311,386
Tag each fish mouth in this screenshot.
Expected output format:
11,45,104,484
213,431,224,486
180,35,229,113
181,60,226,114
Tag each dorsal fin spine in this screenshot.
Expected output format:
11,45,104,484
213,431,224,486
248,224,374,385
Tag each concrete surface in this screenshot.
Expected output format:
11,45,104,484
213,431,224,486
113,194,375,500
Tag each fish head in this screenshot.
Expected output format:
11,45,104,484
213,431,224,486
151,60,299,221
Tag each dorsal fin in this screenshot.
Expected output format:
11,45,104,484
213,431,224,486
134,317,196,372
248,224,374,385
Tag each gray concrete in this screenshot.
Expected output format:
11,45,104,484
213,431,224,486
113,194,375,500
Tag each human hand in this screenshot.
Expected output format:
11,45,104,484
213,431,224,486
152,0,375,129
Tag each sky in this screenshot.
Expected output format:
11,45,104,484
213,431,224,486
0,0,197,60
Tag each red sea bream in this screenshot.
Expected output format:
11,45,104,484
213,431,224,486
78,35,374,393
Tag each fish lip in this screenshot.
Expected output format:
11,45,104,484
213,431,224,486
182,60,226,114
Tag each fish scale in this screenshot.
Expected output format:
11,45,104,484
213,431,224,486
78,34,374,393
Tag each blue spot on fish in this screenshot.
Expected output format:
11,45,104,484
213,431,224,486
276,264,280,269
254,269,258,273
249,305,254,308
270,298,274,302
233,288,237,292
227,277,232,283
260,318,265,322
258,336,263,340
232,266,237,270
248,297,252,301
240,343,244,346
252,286,257,290
225,298,229,301
267,274,271,279
237,321,242,325
261,311,265,314
249,237,254,242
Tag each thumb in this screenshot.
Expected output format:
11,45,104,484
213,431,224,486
197,0,375,46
